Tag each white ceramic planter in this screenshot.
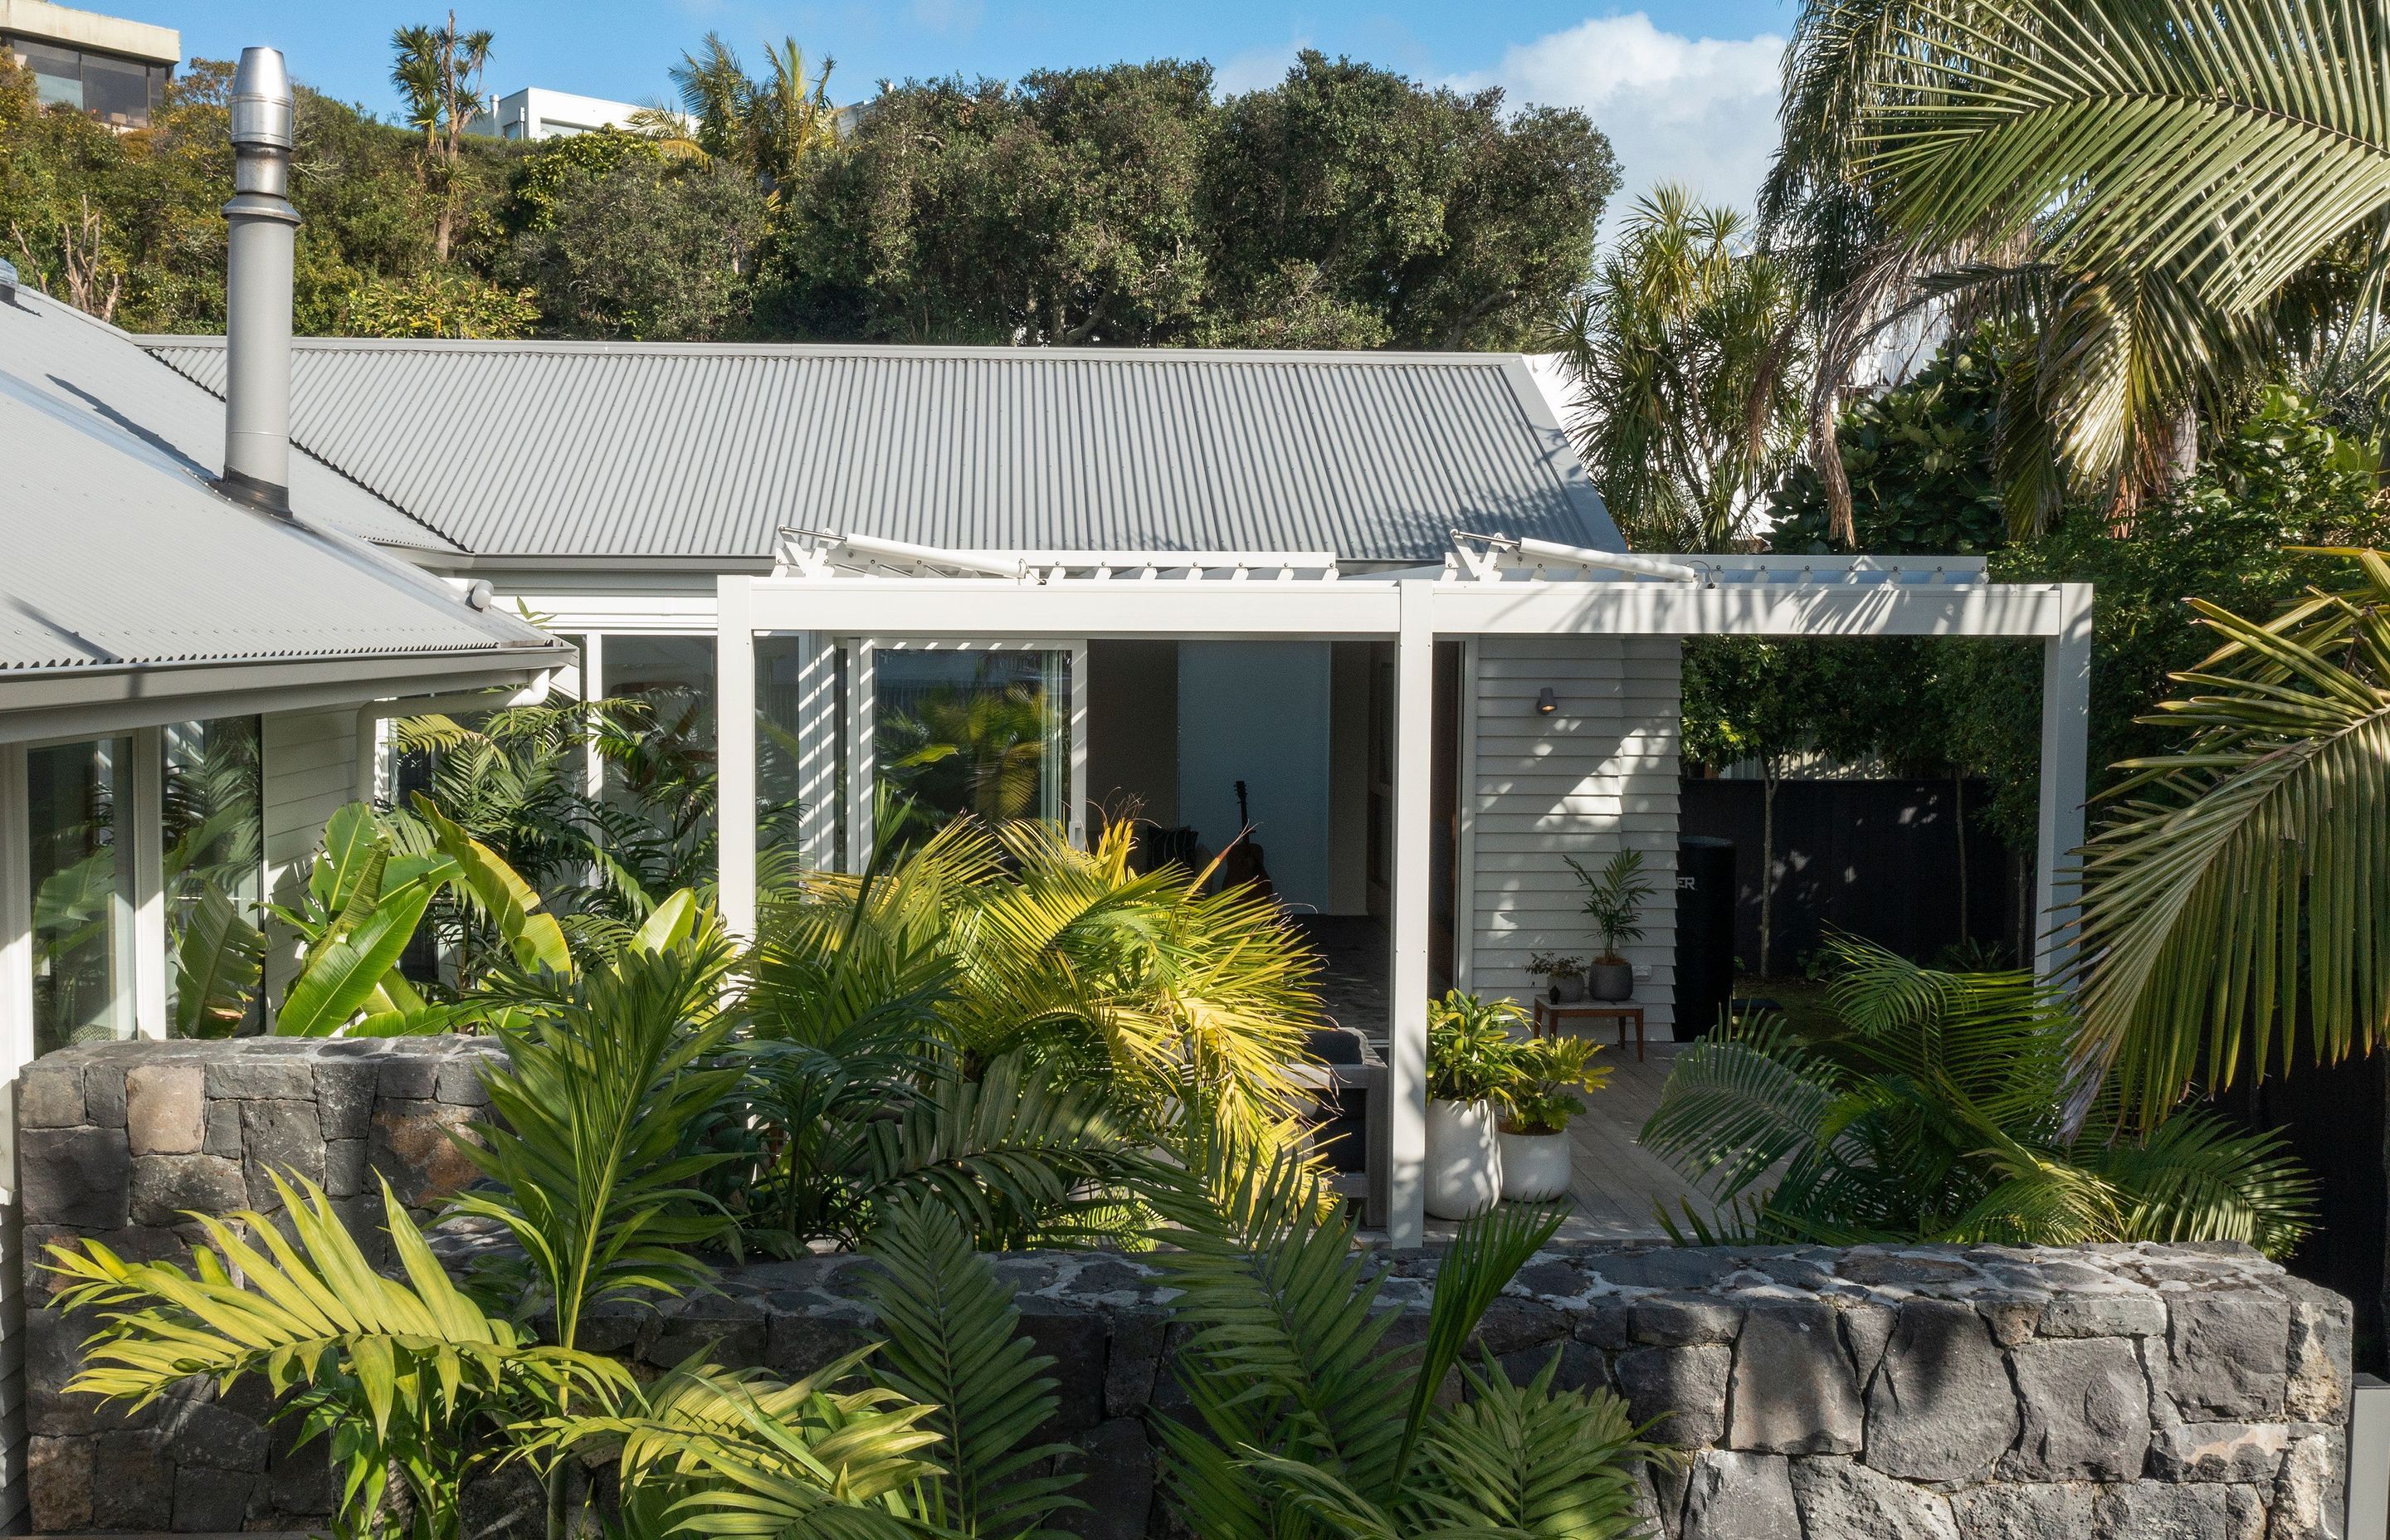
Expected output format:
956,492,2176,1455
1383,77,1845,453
1498,1129,1573,1202
1425,1099,1504,1219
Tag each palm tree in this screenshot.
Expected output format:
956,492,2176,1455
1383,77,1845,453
2068,549,2390,1118
671,32,837,192
1771,0,2388,537
1641,933,2316,1253
1545,187,1805,551
390,12,495,261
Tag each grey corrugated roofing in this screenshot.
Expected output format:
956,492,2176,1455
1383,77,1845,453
139,336,1622,563
0,292,566,675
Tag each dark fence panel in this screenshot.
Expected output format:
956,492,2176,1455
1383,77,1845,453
1679,777,2022,974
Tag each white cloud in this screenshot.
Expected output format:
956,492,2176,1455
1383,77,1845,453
1214,37,1309,96
1453,14,1784,244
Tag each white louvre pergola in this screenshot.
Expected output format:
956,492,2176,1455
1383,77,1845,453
715,538,2093,1245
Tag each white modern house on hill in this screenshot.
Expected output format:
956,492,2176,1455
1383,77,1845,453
0,46,2094,1258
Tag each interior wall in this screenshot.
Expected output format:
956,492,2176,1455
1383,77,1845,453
1177,641,1331,914
1328,642,1370,915
1085,641,1179,828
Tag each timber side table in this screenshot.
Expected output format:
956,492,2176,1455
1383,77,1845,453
1531,998,1646,1062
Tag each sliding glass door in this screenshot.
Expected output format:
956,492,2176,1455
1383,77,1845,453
26,737,137,1055
872,647,1073,844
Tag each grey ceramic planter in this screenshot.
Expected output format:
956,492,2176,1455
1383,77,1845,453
1588,961,1634,1001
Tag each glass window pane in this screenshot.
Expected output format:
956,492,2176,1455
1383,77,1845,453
602,634,718,878
80,51,149,124
12,40,85,108
163,718,264,1036
27,738,134,1055
874,649,1071,842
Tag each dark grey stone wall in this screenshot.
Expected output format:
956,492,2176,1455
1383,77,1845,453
15,1038,2358,1540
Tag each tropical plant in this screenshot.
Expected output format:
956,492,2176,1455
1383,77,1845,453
267,799,570,1036
671,33,838,192
1526,952,1587,982
1425,991,1528,1105
49,1172,632,1540
1500,1036,1609,1136
1148,1142,1659,1540
1772,0,2390,534
1544,186,1805,551
856,1201,1085,1538
390,13,495,261
1565,849,1654,964
2069,549,2390,1118
1641,934,2316,1255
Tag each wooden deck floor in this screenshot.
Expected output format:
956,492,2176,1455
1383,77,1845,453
1559,1040,1710,1240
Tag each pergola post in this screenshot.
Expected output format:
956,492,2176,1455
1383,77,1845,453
716,575,758,941
2033,582,2094,981
1386,581,1435,1245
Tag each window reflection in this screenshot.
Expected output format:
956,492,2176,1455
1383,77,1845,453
875,649,1070,843
27,738,136,1055
163,718,265,1036
603,634,718,881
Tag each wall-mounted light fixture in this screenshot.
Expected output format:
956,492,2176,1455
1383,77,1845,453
1536,687,1558,716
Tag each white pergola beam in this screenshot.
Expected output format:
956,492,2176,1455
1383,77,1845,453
716,577,758,942
2034,584,2095,978
1387,582,1435,1246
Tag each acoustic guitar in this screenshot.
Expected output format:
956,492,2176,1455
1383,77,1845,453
1219,778,1276,899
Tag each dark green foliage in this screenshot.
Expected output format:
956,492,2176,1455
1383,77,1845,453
1641,934,2317,1255
1766,329,2011,556
503,158,768,339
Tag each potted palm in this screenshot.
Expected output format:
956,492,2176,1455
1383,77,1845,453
1528,951,1590,1003
1567,849,1655,1001
1496,1035,1608,1201
1424,991,1524,1219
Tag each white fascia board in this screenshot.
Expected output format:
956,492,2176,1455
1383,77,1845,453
1431,582,2077,639
745,578,1405,639
0,654,559,745
742,576,2076,641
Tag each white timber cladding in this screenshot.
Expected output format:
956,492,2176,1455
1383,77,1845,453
0,743,32,1533
261,707,362,997
1461,636,1680,1036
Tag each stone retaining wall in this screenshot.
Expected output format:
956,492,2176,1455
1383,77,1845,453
15,1038,2358,1539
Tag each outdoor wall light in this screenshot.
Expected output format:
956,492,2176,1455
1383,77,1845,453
1536,687,1558,715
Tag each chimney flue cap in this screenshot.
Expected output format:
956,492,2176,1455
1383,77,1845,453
229,47,295,150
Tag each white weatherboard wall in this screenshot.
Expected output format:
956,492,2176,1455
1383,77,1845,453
1463,636,1680,1036
261,707,361,996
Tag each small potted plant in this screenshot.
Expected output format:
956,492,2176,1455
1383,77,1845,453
1424,990,1525,1219
1495,1035,1609,1201
1566,848,1656,1001
1527,952,1589,1003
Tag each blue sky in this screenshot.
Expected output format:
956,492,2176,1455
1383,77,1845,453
108,1,1798,225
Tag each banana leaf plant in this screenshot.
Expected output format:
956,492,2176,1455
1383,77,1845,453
263,798,572,1036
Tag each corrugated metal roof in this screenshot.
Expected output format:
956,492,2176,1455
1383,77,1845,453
141,337,1622,563
0,293,566,675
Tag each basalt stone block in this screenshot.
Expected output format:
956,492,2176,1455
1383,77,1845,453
90,1428,174,1532
174,1464,258,1531
643,1294,768,1369
18,1061,85,1128
126,1061,206,1153
129,1152,246,1226
1728,1301,1864,1455
1060,1417,1155,1540
459,1459,545,1540
1617,1343,1731,1448
2037,1292,2167,1340
324,1136,369,1197
27,1435,94,1531
2148,1421,2290,1484
436,1052,495,1105
1105,1310,1166,1416
22,1124,129,1229
1862,1299,2021,1484
241,1097,329,1204
2093,1479,2244,1540
2281,1278,2352,1424
764,1309,870,1380
2002,1336,2149,1481
202,1055,317,1100
2167,1292,2290,1421
1632,1296,1744,1346
1947,1482,2098,1540
154,1395,271,1472
370,1099,482,1208
1789,1455,1959,1540
203,1097,244,1157
2268,1427,2342,1540
1500,1334,1608,1394
314,1055,381,1140
1473,1294,1569,1356
85,1061,125,1127
1680,1450,1801,1540
378,1051,445,1100
1018,1303,1109,1437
